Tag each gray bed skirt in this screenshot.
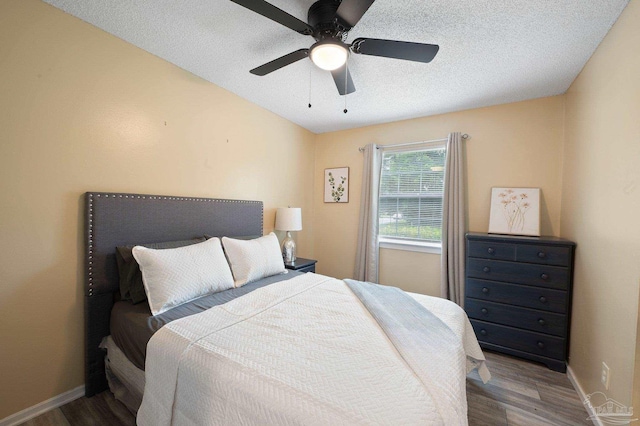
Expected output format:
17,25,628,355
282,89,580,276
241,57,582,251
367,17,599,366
101,336,145,414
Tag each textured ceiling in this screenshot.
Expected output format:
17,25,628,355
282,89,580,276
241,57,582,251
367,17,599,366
42,0,628,134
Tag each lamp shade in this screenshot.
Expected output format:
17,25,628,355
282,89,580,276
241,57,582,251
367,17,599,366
275,208,302,231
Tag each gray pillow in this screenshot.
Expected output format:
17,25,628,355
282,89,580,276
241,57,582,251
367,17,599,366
116,237,206,304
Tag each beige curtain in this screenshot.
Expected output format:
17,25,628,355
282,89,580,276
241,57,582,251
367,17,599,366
441,132,466,306
354,144,382,282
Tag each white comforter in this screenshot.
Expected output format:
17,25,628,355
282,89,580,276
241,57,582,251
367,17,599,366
138,273,489,426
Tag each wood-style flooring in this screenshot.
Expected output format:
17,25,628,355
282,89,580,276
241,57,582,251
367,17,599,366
467,351,591,425
19,351,590,426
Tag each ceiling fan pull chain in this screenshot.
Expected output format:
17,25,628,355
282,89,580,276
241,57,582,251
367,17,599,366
308,66,312,108
343,58,348,114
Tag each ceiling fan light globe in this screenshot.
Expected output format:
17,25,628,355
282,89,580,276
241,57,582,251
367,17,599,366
310,42,348,71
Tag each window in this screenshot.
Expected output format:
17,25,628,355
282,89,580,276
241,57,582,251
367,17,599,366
378,143,446,252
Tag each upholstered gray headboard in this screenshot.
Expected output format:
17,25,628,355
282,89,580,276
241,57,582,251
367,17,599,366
84,192,263,396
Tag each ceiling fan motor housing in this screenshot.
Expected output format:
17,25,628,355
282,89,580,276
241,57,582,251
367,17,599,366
308,0,346,40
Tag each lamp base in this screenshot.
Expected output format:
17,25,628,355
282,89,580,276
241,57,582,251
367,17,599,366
282,231,297,263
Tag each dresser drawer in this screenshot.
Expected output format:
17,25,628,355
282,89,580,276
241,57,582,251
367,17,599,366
468,240,516,261
470,319,565,360
465,298,567,337
467,258,569,290
516,244,571,266
466,279,568,313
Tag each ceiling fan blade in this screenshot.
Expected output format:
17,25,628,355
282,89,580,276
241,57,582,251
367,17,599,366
335,0,375,29
250,49,309,76
331,64,356,95
230,0,313,35
351,38,439,63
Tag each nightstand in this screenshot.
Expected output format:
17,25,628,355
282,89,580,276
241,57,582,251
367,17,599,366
284,257,317,273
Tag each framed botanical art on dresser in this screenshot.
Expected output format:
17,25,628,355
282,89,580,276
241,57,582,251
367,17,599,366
488,187,540,236
324,167,349,203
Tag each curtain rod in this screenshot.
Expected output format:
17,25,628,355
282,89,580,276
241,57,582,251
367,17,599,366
358,133,469,152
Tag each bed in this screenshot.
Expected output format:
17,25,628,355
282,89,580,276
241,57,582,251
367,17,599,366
84,191,489,425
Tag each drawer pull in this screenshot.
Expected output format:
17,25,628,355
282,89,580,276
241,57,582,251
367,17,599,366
540,273,549,280
481,308,488,314
537,341,545,349
482,287,489,294
537,251,547,258
480,329,487,336
538,318,546,326
487,248,495,254
483,266,491,273
539,296,547,303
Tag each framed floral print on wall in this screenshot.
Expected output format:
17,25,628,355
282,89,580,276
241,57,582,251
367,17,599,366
488,187,541,236
324,167,349,203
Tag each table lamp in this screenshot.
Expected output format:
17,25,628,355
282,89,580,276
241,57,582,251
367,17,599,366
275,207,302,262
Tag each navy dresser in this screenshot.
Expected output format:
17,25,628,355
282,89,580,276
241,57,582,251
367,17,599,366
465,232,576,372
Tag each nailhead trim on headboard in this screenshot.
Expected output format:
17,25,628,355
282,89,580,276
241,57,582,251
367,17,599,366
88,193,93,297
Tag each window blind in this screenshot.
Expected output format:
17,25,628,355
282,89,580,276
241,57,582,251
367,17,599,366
378,145,446,243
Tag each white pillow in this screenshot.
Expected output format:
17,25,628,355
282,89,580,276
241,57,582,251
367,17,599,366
132,237,234,316
222,232,285,287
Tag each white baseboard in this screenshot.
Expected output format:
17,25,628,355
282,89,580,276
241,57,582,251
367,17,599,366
0,385,84,426
567,365,604,426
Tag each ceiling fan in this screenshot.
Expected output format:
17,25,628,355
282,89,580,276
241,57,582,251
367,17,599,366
230,0,440,96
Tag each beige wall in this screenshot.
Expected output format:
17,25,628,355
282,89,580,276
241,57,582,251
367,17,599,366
0,0,315,419
561,0,640,408
2,0,637,421
313,96,565,295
